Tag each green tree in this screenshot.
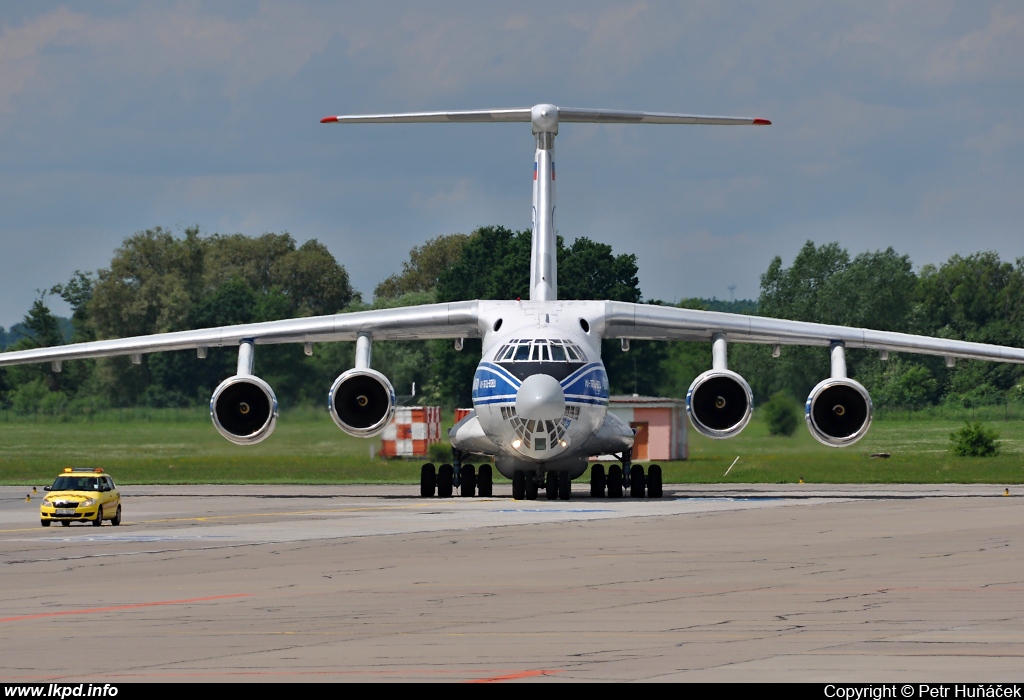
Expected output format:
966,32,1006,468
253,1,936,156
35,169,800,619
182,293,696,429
51,270,96,342
374,233,470,300
739,242,918,405
915,253,1024,407
86,227,355,407
5,295,69,407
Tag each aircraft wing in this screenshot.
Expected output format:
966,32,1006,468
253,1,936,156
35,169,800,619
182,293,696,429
0,301,481,367
601,301,1024,364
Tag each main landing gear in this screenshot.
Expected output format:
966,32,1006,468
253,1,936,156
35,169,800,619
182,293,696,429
419,462,493,498
589,462,663,498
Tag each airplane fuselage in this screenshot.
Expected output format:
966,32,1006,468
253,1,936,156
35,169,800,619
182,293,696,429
452,300,634,479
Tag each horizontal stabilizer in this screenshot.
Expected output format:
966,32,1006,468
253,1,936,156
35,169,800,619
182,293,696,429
559,108,769,126
321,109,532,124
321,105,769,126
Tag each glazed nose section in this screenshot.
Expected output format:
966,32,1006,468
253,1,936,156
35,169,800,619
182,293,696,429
515,374,565,421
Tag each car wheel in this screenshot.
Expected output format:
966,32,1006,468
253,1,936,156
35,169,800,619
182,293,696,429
111,505,122,526
40,520,50,527
61,520,71,527
92,506,103,527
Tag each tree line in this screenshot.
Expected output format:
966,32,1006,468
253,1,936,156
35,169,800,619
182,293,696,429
1,227,1022,415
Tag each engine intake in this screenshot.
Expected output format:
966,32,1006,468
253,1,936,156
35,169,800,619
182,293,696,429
328,368,396,437
686,369,753,439
805,378,872,447
210,375,278,445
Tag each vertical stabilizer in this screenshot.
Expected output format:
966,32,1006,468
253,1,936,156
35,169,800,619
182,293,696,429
530,104,558,302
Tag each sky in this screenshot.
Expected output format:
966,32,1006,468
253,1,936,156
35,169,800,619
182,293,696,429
1,1,1022,328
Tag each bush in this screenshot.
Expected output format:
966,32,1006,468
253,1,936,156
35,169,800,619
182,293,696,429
949,421,1000,457
761,391,799,436
11,379,52,415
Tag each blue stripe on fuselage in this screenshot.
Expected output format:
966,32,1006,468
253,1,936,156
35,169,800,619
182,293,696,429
472,362,522,404
472,361,609,407
561,362,610,406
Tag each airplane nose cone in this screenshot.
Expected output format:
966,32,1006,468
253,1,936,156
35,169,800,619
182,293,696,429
515,374,565,421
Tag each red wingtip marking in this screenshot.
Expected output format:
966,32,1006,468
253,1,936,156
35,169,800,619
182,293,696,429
753,118,771,125
320,116,339,123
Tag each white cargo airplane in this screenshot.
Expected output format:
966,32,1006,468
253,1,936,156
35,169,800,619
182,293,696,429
3,104,1024,501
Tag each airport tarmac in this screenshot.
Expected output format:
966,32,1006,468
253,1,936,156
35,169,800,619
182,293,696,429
1,483,1022,683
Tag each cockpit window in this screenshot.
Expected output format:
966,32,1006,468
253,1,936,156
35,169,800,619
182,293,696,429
498,339,586,363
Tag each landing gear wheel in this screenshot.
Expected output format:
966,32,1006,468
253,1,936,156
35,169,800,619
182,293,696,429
630,464,646,498
558,471,571,501
92,506,103,527
525,473,539,501
40,520,50,527
647,464,663,498
420,463,437,497
545,471,558,500
111,504,122,526
607,465,623,498
590,464,606,498
437,464,454,498
477,465,493,497
512,471,526,501
461,464,476,497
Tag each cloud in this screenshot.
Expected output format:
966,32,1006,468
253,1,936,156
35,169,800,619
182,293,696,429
0,7,87,113
925,4,1024,84
964,121,1024,158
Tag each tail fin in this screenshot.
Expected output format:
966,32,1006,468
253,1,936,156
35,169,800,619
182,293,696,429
321,105,770,301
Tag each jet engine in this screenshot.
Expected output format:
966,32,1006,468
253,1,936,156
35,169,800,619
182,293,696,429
686,369,753,439
805,378,872,447
210,375,278,445
328,368,396,437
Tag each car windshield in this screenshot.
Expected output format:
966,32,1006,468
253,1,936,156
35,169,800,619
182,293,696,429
50,476,101,491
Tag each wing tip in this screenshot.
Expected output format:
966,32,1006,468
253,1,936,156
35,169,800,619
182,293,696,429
753,118,772,126
320,116,339,124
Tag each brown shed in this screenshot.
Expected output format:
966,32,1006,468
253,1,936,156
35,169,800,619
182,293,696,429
593,395,689,461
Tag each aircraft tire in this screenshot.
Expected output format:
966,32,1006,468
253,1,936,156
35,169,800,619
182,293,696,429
607,465,623,498
590,464,605,497
477,465,493,497
438,464,454,498
420,463,436,497
647,464,663,498
461,464,476,497
525,472,539,500
512,471,526,500
630,465,645,498
545,471,558,500
558,470,571,501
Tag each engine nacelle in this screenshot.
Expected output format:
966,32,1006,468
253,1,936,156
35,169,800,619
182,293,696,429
210,375,278,445
686,369,753,439
805,378,873,447
328,368,396,437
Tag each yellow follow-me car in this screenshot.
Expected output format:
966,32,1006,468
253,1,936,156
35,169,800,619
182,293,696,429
39,467,122,527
